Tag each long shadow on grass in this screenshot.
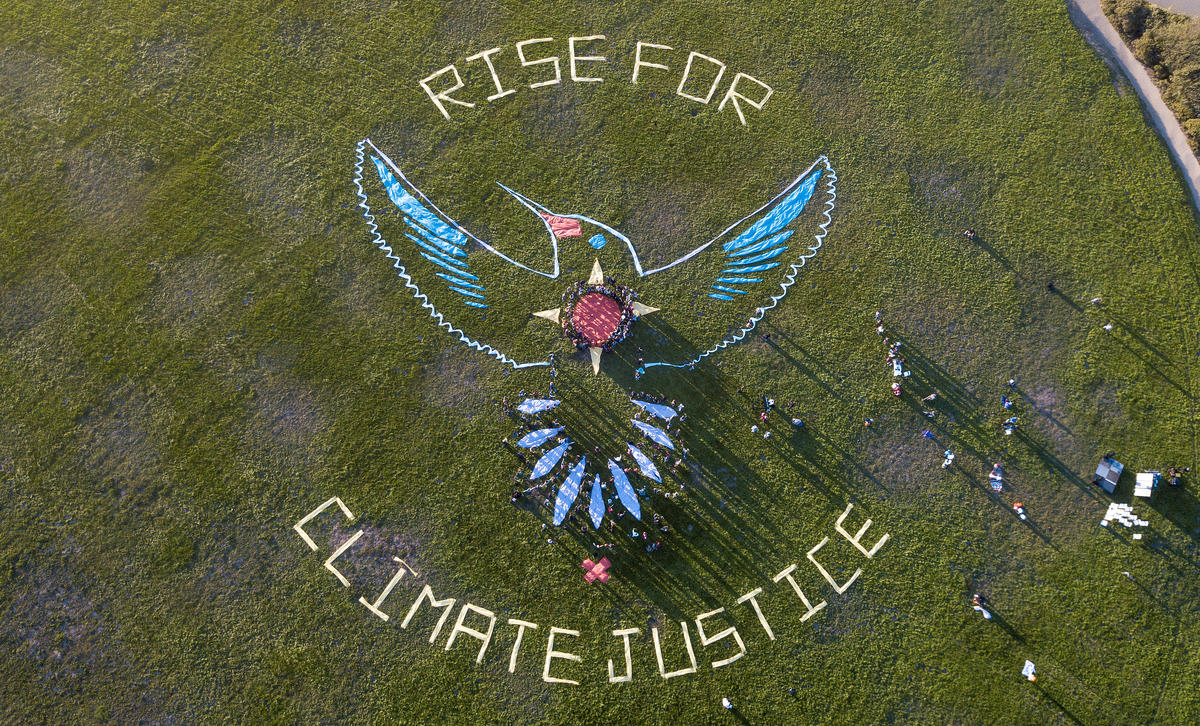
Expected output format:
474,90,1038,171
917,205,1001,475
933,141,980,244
1147,485,1200,545
535,351,892,613
1033,683,1087,726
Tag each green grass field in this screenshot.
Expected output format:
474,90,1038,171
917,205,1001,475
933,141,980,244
3,0,1200,723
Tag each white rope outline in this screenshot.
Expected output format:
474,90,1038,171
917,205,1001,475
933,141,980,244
354,139,550,369
645,157,837,369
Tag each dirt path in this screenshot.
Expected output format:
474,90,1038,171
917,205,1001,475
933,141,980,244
1068,0,1200,218
1158,0,1200,17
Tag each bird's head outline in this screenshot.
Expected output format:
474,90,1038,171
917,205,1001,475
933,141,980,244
497,183,636,260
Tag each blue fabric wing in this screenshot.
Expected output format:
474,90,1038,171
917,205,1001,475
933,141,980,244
609,459,642,520
632,419,675,450
354,139,560,370
705,166,824,301
370,154,490,308
553,457,587,526
640,156,837,369
588,475,605,529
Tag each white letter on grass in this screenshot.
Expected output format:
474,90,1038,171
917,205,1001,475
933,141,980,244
807,537,862,595
543,627,582,685
419,64,475,120
358,557,417,621
695,608,746,669
293,496,354,551
516,38,561,89
632,42,672,84
608,628,640,683
718,72,773,125
323,530,363,587
465,47,516,101
736,587,776,640
507,619,538,673
772,564,827,621
568,35,607,82
400,585,457,644
445,603,497,664
676,51,726,104
835,503,891,558
651,622,698,679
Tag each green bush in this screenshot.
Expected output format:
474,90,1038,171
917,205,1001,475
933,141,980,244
1105,0,1200,153
1104,0,1152,38
1185,118,1200,152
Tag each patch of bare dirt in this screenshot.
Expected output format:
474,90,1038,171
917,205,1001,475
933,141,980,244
128,34,196,96
434,1,509,48
0,47,71,123
861,424,941,492
61,134,155,223
0,542,152,718
420,348,485,412
0,270,65,334
149,255,229,332
223,130,323,242
75,382,165,507
315,252,394,325
249,375,329,465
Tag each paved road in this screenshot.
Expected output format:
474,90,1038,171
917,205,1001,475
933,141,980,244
1157,0,1200,17
1069,0,1200,218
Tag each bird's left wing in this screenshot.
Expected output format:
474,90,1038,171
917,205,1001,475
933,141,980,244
637,156,837,369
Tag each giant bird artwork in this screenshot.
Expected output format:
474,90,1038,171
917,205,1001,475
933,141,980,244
353,138,837,529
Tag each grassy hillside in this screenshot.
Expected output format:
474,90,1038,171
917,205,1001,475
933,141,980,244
2,0,1199,723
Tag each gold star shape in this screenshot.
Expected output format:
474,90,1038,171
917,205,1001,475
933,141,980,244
533,259,659,375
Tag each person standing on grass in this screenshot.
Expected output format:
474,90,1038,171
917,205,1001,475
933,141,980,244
972,593,992,620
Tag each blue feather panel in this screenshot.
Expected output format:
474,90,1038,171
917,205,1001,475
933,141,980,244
728,230,793,257
706,169,822,302
373,155,487,307
723,262,782,274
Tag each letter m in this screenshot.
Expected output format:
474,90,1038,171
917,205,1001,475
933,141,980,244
400,584,457,645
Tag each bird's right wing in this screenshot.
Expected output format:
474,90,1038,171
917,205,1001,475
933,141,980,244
635,156,837,369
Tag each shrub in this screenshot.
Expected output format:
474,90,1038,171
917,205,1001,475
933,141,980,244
1104,0,1200,154
1104,0,1151,39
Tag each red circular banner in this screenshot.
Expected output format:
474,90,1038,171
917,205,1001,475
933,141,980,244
571,292,622,345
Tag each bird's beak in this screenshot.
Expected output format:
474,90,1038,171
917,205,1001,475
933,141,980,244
497,183,557,217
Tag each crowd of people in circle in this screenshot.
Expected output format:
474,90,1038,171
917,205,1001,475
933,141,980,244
559,276,640,351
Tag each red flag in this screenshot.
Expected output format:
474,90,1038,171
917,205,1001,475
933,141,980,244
539,212,582,238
